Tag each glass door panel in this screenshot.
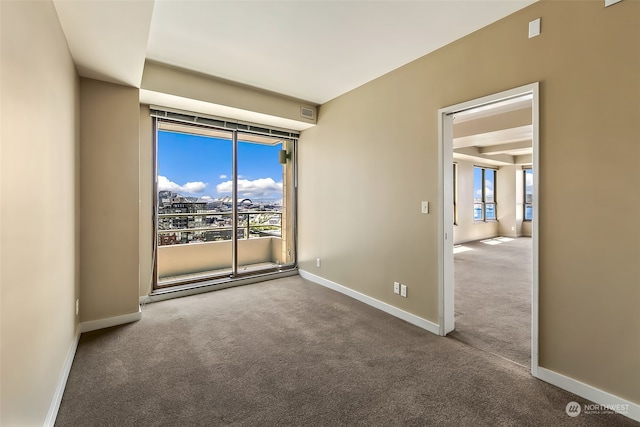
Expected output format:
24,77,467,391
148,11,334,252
156,123,234,286
236,133,295,274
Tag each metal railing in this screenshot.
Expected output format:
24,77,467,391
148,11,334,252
157,211,282,245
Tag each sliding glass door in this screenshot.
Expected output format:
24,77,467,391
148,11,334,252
154,118,296,289
236,133,295,274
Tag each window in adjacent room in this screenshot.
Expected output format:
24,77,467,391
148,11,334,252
524,168,533,221
473,166,497,221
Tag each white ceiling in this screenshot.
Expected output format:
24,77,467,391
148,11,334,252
453,95,533,166
53,0,536,105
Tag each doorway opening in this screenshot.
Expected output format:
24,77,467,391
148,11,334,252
438,83,539,375
152,111,298,290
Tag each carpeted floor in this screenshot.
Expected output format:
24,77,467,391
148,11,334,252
55,275,635,426
450,237,531,367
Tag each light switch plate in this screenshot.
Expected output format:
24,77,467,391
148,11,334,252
421,201,429,214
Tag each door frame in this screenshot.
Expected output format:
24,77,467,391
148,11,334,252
437,82,540,376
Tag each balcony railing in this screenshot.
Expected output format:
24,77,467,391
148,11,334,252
157,211,282,246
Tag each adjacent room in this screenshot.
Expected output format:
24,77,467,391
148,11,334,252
2,0,638,426
449,96,535,368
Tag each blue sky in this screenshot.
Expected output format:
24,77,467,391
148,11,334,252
473,167,495,203
157,130,284,200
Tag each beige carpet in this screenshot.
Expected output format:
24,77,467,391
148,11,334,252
55,275,635,426
450,237,532,367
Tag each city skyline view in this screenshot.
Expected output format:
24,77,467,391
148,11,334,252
157,130,285,202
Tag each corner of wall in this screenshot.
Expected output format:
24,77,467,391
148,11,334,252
79,78,141,323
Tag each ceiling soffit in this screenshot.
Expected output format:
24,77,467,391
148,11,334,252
453,99,533,166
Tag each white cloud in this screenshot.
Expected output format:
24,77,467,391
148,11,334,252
526,173,533,187
158,176,207,194
219,174,227,179
216,178,282,199
485,179,494,198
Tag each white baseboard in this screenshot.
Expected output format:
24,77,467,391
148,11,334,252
299,270,440,335
79,307,142,333
45,309,143,426
44,325,81,427
537,367,639,422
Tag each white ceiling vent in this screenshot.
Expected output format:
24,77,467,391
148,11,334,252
300,106,316,121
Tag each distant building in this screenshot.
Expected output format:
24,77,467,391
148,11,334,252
158,193,208,244
158,234,178,246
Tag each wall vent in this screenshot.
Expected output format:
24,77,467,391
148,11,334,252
300,106,316,120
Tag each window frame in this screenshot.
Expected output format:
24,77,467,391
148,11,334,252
453,163,458,225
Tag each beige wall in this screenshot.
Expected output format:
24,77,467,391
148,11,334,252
0,1,80,425
299,0,639,403
80,78,140,322
497,165,520,238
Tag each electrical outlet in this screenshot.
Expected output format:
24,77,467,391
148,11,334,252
400,284,407,298
393,282,400,294
75,299,79,316
316,258,321,268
